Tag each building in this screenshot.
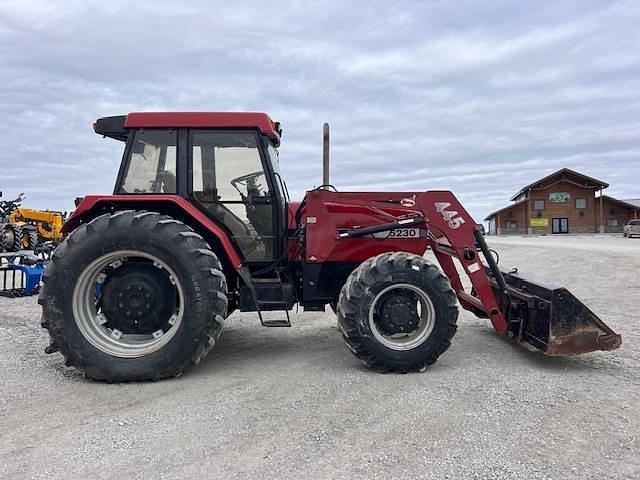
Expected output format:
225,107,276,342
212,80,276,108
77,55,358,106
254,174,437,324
623,198,640,210
485,168,639,235
596,196,640,232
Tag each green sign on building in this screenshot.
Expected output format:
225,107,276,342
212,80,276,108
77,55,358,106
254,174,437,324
549,192,570,203
530,218,549,227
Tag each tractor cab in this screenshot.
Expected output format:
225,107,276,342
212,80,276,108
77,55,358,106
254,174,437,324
95,113,289,265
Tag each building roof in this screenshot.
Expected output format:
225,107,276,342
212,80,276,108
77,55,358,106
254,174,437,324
601,195,640,210
485,195,639,221
484,199,527,221
510,167,608,201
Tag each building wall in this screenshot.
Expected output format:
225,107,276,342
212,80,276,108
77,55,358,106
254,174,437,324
595,198,636,232
527,184,598,234
498,202,527,234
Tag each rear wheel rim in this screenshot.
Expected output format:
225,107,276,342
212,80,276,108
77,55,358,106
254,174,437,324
72,250,184,358
368,283,436,351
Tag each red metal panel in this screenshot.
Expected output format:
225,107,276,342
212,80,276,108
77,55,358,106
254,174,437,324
287,202,301,229
304,190,429,262
123,112,281,145
303,189,508,335
65,195,244,268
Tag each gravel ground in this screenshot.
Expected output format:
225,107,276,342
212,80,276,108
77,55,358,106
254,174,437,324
0,234,638,479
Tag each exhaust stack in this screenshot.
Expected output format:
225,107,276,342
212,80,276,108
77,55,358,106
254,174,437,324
323,122,330,186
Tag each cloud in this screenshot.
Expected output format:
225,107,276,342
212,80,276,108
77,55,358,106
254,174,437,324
1,0,639,223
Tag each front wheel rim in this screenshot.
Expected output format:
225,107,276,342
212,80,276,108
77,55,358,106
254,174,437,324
72,250,184,358
368,283,436,351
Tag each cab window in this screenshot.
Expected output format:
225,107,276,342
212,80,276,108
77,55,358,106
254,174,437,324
190,131,275,262
119,129,177,194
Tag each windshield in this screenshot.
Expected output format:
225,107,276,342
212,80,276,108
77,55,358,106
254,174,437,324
267,143,289,201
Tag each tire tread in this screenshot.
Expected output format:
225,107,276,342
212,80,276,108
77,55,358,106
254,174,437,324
337,252,458,373
39,210,227,382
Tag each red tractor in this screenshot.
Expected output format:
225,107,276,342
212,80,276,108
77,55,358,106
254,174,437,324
39,112,621,381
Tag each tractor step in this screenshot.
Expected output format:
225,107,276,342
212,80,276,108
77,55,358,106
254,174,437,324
259,310,291,327
261,318,292,327
239,279,296,312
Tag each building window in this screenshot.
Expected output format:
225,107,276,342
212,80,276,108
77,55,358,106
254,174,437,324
505,221,517,230
576,198,587,209
607,218,619,227
533,200,545,210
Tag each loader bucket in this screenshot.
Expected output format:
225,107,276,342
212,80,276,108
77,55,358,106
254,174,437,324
495,269,622,356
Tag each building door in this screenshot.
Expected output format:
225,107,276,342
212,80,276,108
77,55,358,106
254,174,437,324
552,217,569,234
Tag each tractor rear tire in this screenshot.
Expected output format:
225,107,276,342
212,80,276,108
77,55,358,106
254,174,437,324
39,210,228,382
21,225,39,250
0,229,6,253
4,224,22,251
337,252,458,373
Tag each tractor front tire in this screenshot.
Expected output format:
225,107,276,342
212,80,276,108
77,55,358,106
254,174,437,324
39,210,228,382
4,224,22,251
337,252,458,373
21,225,39,250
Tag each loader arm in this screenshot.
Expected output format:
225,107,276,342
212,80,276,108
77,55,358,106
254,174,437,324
415,191,509,335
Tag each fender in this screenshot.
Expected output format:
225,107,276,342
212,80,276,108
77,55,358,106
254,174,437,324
64,195,245,269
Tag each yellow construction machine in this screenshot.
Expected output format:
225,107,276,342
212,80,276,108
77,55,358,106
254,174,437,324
9,207,65,243
0,192,65,251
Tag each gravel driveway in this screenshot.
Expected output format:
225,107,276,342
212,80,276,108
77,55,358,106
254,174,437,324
1,235,638,479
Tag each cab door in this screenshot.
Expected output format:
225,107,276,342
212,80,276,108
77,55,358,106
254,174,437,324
189,130,277,263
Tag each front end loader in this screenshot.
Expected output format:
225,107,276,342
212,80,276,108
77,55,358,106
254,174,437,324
302,189,620,361
38,112,621,381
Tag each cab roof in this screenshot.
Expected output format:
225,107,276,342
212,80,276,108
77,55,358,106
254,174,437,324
94,112,281,145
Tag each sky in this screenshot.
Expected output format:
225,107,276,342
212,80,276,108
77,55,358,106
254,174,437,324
1,0,639,222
